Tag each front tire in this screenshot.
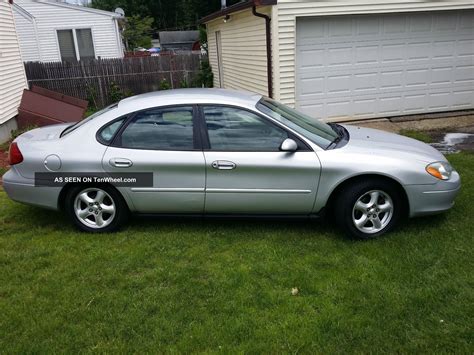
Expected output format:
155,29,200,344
334,179,403,239
65,185,128,233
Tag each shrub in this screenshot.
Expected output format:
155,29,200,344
179,78,189,88
194,59,213,88
159,78,171,90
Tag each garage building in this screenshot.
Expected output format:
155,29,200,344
201,0,474,121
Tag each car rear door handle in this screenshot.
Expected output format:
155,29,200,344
110,158,133,168
211,160,236,170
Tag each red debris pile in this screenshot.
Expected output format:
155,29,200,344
17,85,88,129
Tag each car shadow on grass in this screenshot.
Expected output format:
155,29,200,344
391,213,449,238
3,201,327,230
3,200,451,243
126,212,450,244
129,214,343,238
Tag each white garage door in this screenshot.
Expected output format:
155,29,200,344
295,11,474,121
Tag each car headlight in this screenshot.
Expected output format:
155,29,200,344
426,161,453,180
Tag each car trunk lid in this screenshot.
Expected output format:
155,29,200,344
15,123,72,142
12,124,73,179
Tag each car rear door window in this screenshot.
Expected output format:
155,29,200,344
202,106,288,151
118,106,194,150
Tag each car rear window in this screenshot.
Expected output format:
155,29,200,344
61,104,118,137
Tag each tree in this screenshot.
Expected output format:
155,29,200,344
91,0,243,31
122,15,154,50
199,25,208,54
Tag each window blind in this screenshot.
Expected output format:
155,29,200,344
57,30,77,62
76,29,95,60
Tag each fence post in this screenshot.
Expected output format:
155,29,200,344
170,55,174,89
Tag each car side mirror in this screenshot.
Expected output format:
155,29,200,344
280,138,298,152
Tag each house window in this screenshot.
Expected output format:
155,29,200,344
57,28,95,61
57,30,77,62
76,29,95,60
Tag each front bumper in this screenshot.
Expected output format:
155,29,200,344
405,171,461,217
2,168,61,210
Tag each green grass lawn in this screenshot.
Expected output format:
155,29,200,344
399,129,433,143
1,153,473,353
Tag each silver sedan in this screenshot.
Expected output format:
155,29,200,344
3,89,461,239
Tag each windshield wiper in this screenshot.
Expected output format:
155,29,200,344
329,135,342,146
327,123,344,148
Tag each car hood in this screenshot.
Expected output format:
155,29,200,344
341,124,446,163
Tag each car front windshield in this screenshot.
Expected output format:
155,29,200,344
61,104,118,137
256,98,338,148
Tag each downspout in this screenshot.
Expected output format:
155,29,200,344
114,17,123,57
252,5,272,98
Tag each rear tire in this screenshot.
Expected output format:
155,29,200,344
65,185,128,233
334,179,403,239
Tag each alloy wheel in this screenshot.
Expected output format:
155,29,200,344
352,190,394,234
74,188,116,229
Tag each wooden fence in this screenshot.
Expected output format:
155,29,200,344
24,53,205,109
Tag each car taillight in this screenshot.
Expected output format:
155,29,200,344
8,142,23,165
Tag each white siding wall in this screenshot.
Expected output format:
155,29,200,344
12,5,40,62
0,0,27,125
274,0,474,107
14,0,122,62
206,6,271,95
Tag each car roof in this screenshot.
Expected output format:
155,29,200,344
117,88,263,112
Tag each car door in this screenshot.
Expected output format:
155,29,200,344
200,105,321,214
101,105,206,213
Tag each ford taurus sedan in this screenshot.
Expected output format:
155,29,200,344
3,89,461,239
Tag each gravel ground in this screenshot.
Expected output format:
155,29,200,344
347,114,474,152
347,114,474,134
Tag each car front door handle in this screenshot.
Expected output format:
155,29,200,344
211,160,236,170
110,158,133,168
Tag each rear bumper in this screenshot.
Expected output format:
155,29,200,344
406,171,461,217
2,169,61,210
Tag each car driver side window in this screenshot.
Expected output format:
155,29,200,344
202,106,288,151
118,106,194,150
